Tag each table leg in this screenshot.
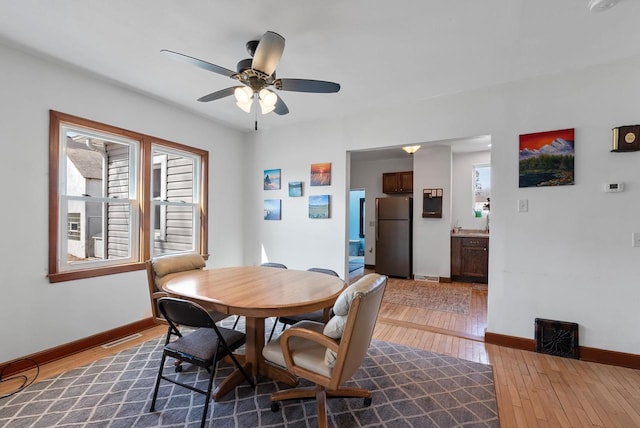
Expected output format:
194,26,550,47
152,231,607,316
244,316,264,377
211,316,297,401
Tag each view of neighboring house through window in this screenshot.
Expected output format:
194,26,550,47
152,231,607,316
473,164,491,217
49,111,208,282
150,146,201,257
152,154,168,242
61,129,138,267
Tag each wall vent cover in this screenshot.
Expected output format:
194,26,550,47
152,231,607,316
535,318,579,359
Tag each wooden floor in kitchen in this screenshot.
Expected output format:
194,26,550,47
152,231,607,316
3,268,639,427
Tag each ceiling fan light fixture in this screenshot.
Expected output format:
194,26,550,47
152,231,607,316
234,86,253,104
236,100,253,113
259,101,275,115
402,145,421,155
258,89,277,115
259,88,277,107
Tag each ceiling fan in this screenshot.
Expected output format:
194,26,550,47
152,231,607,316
161,31,340,130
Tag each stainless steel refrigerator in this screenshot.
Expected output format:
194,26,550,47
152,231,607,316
375,196,413,278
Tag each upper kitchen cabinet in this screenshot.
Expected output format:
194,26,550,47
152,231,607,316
382,171,413,194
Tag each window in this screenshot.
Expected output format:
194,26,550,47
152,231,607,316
150,146,201,256
49,111,208,282
473,164,491,216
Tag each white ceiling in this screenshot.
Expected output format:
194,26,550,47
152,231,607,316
1,0,639,137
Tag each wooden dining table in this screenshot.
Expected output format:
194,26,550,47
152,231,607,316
161,265,346,401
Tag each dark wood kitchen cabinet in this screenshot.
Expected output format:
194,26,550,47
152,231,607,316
382,171,413,194
451,236,488,283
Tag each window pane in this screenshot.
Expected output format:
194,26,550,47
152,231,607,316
63,200,133,264
151,145,200,258
152,147,196,203
152,203,196,256
58,124,138,273
63,130,132,198
474,165,491,214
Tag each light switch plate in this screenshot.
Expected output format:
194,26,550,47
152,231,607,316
632,232,640,247
518,199,528,213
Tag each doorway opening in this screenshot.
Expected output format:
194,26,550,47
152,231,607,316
348,189,365,274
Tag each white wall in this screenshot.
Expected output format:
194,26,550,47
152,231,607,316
412,145,452,279
0,43,245,362
244,55,640,355
242,123,350,278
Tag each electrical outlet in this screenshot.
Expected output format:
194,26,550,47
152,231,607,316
518,199,528,213
632,232,640,247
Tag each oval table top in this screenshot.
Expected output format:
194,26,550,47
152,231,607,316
162,266,347,318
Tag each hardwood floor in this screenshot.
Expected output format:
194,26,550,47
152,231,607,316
360,268,640,428
3,268,640,427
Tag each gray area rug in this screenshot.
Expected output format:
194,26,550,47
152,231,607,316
0,319,499,427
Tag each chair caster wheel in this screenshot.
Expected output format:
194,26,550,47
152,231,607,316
271,402,280,412
364,397,372,407
174,365,183,373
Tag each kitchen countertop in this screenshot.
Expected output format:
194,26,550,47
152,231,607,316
451,229,489,238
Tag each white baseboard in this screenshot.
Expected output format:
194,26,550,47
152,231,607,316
414,274,439,282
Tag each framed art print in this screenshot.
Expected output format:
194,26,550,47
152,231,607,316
264,199,281,220
264,168,281,190
288,181,303,197
309,195,330,218
519,128,574,188
310,163,331,186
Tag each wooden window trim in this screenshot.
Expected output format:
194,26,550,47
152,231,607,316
48,110,209,283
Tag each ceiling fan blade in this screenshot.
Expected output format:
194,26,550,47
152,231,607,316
275,78,340,93
197,87,238,102
274,95,289,115
161,49,235,77
252,31,285,77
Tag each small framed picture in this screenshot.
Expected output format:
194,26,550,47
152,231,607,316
309,195,330,219
288,181,303,197
310,163,331,186
264,199,281,220
264,168,281,190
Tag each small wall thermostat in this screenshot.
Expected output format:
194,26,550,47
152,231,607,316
604,182,624,192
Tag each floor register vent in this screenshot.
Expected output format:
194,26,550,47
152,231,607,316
535,318,579,359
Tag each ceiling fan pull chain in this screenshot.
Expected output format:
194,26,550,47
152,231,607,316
254,92,259,130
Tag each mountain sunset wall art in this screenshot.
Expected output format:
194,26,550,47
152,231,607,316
519,128,574,188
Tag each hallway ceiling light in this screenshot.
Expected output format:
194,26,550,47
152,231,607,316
402,145,421,155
